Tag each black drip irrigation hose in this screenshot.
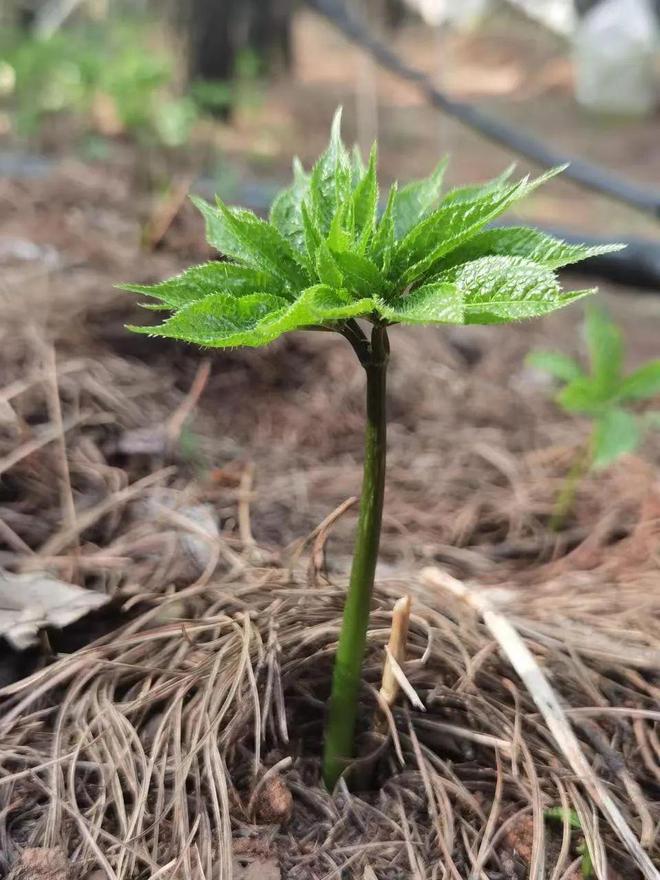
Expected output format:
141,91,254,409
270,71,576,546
307,0,660,221
194,176,660,292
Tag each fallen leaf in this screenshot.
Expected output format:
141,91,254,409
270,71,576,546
0,570,109,650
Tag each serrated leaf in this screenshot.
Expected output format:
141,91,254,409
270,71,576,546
433,255,594,325
331,250,388,297
118,262,279,308
435,227,625,272
316,241,344,287
441,165,516,205
584,307,623,398
192,196,308,290
395,168,568,285
327,201,354,252
592,408,640,469
126,120,612,354
616,360,660,401
129,285,379,349
128,292,290,347
309,107,351,234
350,144,367,186
351,143,378,246
392,178,531,285
269,157,309,252
301,200,322,263
378,282,462,325
527,350,584,382
393,157,448,239
369,183,397,270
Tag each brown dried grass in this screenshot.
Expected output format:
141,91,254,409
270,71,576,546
0,563,658,878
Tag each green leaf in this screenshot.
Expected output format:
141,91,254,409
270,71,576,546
269,157,309,252
433,255,593,325
527,350,584,383
309,106,351,234
350,144,366,185
592,408,640,469
331,250,388,297
369,183,397,271
393,157,448,239
558,376,602,414
130,285,379,349
125,117,613,352
128,292,290,347
617,360,660,401
584,307,623,398
379,282,463,325
351,143,378,247
441,164,516,205
391,174,546,285
191,196,308,290
545,808,583,831
118,262,279,308
327,201,354,253
315,241,344,288
435,227,625,272
301,200,322,263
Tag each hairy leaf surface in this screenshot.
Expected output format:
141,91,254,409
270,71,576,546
125,111,618,349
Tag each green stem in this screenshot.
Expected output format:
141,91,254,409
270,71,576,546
550,441,592,532
322,324,389,790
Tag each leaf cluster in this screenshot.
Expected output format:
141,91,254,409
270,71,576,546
529,308,660,468
122,108,622,349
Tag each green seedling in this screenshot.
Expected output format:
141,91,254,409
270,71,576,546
529,308,660,528
121,109,620,790
545,808,594,878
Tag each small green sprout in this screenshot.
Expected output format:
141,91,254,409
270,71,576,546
121,109,621,790
529,308,660,527
545,808,594,878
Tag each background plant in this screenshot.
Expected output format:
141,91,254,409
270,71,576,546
529,307,660,527
0,18,198,147
123,109,621,789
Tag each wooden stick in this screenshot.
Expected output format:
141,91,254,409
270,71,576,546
379,595,412,709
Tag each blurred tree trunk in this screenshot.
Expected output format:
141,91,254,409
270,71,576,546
186,0,293,111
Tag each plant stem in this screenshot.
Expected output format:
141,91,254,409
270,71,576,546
550,442,591,532
322,324,389,790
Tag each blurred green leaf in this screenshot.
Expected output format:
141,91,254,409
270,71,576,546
585,306,623,397
617,360,660,401
527,351,584,382
592,408,640,469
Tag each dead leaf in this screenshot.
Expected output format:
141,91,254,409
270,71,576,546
0,570,109,650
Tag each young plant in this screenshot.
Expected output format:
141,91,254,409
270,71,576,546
529,308,660,527
121,109,620,790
